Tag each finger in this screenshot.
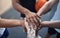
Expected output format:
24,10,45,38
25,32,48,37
36,14,41,18
33,16,39,26
26,18,32,28
35,16,42,30
25,18,31,30
27,17,37,30
23,27,27,32
29,17,37,29
37,20,42,31
32,16,40,29
32,17,38,29
22,22,27,32
26,18,36,31
35,16,41,26
37,26,42,31
29,15,40,30
28,17,36,26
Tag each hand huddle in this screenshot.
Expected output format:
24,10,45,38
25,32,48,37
24,18,41,38
24,12,41,32
22,12,43,38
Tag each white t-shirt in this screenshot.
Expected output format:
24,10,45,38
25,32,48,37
0,17,5,37
51,0,60,33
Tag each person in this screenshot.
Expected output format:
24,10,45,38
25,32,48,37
42,0,59,38
39,0,60,38
0,17,9,38
40,16,60,38
12,0,40,27
36,0,59,38
40,20,60,29
0,17,60,34
0,16,60,38
48,1,60,38
12,0,59,38
0,18,24,28
36,0,58,38
12,0,57,30
0,28,9,38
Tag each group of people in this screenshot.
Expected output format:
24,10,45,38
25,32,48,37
0,0,60,38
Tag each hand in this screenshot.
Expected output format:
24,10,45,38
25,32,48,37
23,18,40,32
23,18,42,36
25,12,40,30
23,18,31,32
36,19,42,32
40,21,49,28
36,21,48,31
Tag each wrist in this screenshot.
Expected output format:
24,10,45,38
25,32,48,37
18,20,25,27
37,11,45,17
23,9,31,15
41,21,48,27
36,13,42,18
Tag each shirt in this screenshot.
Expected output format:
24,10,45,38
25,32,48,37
0,17,5,37
19,0,36,17
51,0,60,33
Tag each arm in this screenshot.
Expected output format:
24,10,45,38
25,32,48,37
12,0,31,15
37,0,57,16
41,20,60,29
0,19,24,28
12,0,40,27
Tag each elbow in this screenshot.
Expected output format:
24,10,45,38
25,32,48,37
12,3,19,11
12,2,16,9
12,0,15,7
12,0,17,9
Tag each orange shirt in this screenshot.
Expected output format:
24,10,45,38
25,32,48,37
35,0,47,11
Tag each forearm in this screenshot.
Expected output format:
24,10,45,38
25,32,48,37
37,0,57,16
41,20,60,29
0,19,24,28
12,0,31,15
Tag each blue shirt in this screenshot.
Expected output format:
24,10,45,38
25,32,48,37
51,0,60,33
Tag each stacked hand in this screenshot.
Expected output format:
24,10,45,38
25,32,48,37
24,18,41,38
26,12,41,30
23,12,42,32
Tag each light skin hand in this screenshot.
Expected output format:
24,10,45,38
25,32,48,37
12,0,40,30
0,18,25,28
0,18,27,32
24,20,60,32
35,0,57,30
25,12,41,30
40,20,60,29
12,0,41,31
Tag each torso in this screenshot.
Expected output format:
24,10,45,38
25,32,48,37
19,0,36,12
19,0,36,17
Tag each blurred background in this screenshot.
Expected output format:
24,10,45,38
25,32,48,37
0,0,57,38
